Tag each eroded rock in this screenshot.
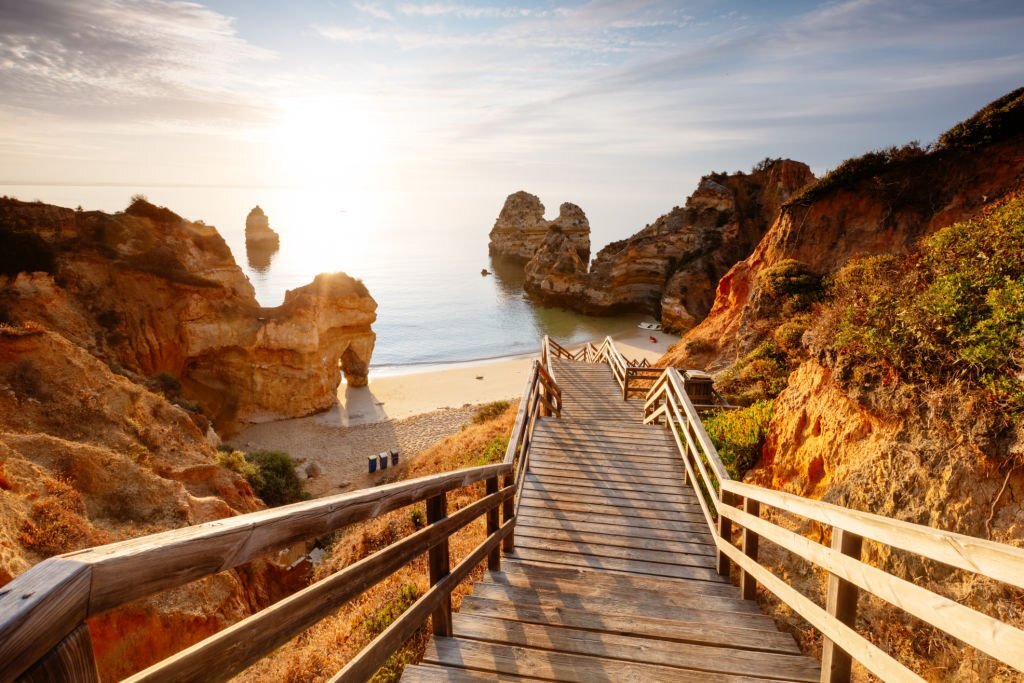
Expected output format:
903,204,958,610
488,191,590,263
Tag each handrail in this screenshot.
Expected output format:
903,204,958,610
637,347,1024,681
3,343,570,683
0,464,512,681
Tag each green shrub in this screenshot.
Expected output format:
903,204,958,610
821,195,1024,417
788,142,928,205
472,400,510,424
469,435,509,467
408,506,425,529
773,320,808,355
704,401,774,478
216,449,261,481
758,259,823,315
716,342,791,405
242,450,307,507
364,583,423,683
152,371,181,397
937,87,1024,150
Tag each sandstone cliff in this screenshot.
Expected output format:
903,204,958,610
660,89,1024,680
523,160,814,329
661,91,1024,371
0,197,376,432
488,191,590,262
0,323,302,680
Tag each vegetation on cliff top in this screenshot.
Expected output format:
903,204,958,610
787,87,1024,206
704,401,774,479
818,194,1024,425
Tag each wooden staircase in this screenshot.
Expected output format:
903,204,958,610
403,357,821,681
3,336,1024,683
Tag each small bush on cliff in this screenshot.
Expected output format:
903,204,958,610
19,479,108,557
937,86,1024,150
473,400,510,424
789,141,927,205
758,259,823,315
242,450,308,507
704,401,774,478
216,449,262,482
820,194,1024,419
362,583,424,682
470,435,509,467
717,341,792,405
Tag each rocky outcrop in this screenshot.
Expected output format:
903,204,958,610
488,191,590,262
0,324,298,680
245,205,280,245
524,160,814,329
0,198,376,431
660,126,1024,371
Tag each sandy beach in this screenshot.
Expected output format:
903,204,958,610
231,329,679,497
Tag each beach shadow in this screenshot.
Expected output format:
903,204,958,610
316,384,390,426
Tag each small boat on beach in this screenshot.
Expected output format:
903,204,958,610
638,321,662,331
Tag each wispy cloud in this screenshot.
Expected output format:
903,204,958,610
353,1,394,21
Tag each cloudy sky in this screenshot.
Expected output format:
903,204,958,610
1,0,1022,214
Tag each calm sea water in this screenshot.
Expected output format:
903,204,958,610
1,185,648,369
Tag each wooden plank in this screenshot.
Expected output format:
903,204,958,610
822,528,862,683
523,478,693,505
401,664,544,681
331,519,514,682
720,503,1024,673
525,472,692,497
508,546,723,582
485,477,500,571
64,463,509,615
513,535,717,569
471,577,760,617
17,623,99,683
459,595,800,653
451,614,820,682
126,487,513,683
502,364,538,466
723,478,1024,592
427,492,453,637
517,501,707,528
520,488,697,513
717,539,924,683
516,505,708,536
0,557,91,682
524,464,684,485
515,525,715,555
741,498,760,601
423,637,783,683
536,422,673,437
491,562,740,598
529,450,684,473
528,441,684,460
402,664,544,681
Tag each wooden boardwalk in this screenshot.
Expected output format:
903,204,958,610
404,358,820,682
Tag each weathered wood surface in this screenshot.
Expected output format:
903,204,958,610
406,357,817,681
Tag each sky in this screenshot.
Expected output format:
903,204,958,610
1,0,1023,228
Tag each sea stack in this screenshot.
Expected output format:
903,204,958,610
245,205,280,245
488,191,590,263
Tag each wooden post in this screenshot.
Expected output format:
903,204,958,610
18,623,99,683
502,472,515,552
486,477,500,571
717,491,733,578
740,498,760,601
821,528,864,683
426,492,452,637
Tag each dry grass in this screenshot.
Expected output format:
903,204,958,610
235,402,518,682
18,478,110,557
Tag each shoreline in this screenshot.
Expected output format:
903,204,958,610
231,328,679,499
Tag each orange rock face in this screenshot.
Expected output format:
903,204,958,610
0,198,377,432
488,190,590,262
523,160,814,327
660,136,1024,370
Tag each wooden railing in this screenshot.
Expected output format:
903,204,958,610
0,337,566,683
0,465,514,682
641,363,1024,682
503,354,562,523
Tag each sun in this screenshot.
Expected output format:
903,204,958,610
271,100,384,191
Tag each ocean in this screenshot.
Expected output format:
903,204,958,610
1,185,651,370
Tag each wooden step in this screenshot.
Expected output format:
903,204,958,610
516,505,711,535
451,614,820,681
528,463,685,486
459,595,802,655
523,477,694,505
401,664,542,681
507,546,722,581
520,488,701,514
515,516,713,544
492,561,732,597
517,499,707,526
513,535,717,568
514,524,715,555
422,637,787,683
524,471,690,496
